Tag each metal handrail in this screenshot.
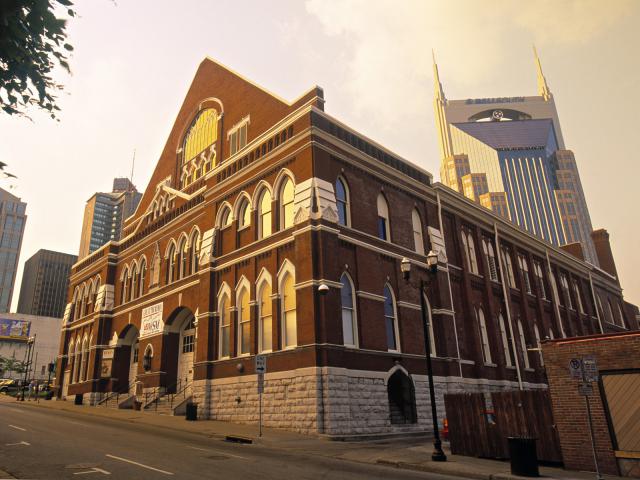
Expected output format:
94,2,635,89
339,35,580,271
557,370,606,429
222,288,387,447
142,377,191,411
169,377,192,410
96,381,137,407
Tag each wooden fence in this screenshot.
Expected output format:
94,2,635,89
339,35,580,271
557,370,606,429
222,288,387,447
444,390,562,463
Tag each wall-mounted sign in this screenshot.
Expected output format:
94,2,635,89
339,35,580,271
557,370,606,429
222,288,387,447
102,349,114,360
140,303,164,338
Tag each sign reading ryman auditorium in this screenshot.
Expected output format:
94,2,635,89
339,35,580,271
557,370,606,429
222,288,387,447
140,303,164,338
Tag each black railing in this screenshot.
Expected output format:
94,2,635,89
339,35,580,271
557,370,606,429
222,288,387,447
96,381,137,407
142,376,191,413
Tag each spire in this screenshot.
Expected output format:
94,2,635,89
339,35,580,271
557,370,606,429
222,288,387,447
533,45,552,101
432,49,446,103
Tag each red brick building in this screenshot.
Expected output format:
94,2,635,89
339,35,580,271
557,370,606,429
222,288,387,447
55,58,637,436
543,332,640,477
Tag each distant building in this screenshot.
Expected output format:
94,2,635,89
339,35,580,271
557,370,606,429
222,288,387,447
434,49,598,265
0,188,27,313
17,249,77,318
78,178,142,259
0,313,62,380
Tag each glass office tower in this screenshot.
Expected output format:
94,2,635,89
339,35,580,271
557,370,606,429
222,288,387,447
0,188,27,312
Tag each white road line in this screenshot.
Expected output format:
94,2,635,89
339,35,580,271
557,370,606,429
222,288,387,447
73,467,111,475
185,445,247,460
105,454,174,475
8,424,26,431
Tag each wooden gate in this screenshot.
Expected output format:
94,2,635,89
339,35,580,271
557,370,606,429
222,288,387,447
444,390,562,463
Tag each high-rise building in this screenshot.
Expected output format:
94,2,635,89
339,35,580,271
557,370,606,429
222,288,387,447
433,49,598,265
17,249,77,318
0,188,27,313
78,178,142,259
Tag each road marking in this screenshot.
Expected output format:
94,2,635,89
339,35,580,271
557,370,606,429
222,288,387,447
186,445,247,459
5,441,30,446
73,467,111,475
8,424,26,431
105,454,173,475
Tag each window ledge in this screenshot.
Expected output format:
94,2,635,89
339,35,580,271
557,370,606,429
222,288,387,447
484,363,497,368
524,368,535,372
237,225,250,232
506,365,516,370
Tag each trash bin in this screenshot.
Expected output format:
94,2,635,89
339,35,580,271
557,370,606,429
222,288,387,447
508,437,539,477
133,401,142,411
74,393,83,405
185,402,197,421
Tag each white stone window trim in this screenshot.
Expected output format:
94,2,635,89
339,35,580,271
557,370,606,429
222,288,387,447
339,272,359,349
383,283,401,353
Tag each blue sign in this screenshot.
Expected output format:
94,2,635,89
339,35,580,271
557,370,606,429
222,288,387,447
0,319,31,338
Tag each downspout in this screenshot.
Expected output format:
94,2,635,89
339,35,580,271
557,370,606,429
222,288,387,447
436,191,463,378
545,250,566,338
494,223,523,390
588,271,604,334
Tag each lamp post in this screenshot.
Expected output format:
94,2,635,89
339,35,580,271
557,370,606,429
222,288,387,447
401,251,447,462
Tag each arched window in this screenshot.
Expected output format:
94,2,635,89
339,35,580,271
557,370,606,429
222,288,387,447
238,198,251,229
533,262,547,299
498,313,513,366
517,319,530,369
67,341,75,383
182,108,219,186
130,263,138,301
139,259,146,297
178,236,188,280
501,247,516,288
596,295,605,324
340,273,357,347
72,338,81,383
281,271,297,348
461,231,478,274
533,323,543,366
189,230,200,275
73,287,80,320
78,285,86,317
424,293,437,357
218,293,230,359
257,189,272,239
166,243,176,284
383,285,399,352
79,336,88,382
335,177,350,226
518,255,532,294
476,307,492,364
607,298,616,326
412,209,425,254
377,194,390,241
237,286,251,356
280,177,295,230
218,205,232,229
617,302,626,329
121,268,129,305
482,239,498,281
86,282,95,313
93,277,100,307
258,280,272,353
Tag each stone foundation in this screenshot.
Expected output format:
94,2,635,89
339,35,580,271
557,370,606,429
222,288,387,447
190,366,546,436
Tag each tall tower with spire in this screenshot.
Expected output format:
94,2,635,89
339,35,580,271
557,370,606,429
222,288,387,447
432,49,598,266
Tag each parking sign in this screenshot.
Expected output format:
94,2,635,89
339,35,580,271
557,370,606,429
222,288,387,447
255,354,267,374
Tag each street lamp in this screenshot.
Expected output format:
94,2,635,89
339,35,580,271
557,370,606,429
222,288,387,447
400,250,447,462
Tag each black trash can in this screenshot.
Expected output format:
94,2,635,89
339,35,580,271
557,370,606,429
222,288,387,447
508,437,539,477
185,402,197,421
74,393,83,405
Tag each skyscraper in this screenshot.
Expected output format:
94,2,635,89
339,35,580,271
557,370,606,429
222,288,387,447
0,188,27,313
17,249,77,318
78,178,142,259
433,49,597,265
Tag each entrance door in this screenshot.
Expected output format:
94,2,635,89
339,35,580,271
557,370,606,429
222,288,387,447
128,341,139,395
177,317,195,394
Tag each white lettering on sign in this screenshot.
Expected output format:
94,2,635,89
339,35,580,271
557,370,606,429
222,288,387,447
140,303,164,338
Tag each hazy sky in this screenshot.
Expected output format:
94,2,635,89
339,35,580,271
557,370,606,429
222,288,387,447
1,0,639,309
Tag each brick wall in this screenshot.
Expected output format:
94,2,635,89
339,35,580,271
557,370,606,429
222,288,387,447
542,332,640,476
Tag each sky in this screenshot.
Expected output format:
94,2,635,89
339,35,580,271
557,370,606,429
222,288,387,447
1,0,639,310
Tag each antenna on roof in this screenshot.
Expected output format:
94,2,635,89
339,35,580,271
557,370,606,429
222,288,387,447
129,149,136,191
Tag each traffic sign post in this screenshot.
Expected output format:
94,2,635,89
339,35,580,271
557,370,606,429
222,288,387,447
569,356,602,480
255,355,267,437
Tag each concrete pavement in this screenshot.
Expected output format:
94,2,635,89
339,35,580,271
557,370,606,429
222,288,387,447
0,395,623,480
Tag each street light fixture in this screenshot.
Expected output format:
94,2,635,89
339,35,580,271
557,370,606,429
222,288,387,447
400,251,447,462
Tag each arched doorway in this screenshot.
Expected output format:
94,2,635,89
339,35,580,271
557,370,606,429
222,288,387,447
120,324,139,395
387,368,417,425
166,307,196,395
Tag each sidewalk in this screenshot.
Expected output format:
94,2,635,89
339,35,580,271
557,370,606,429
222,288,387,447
0,395,621,480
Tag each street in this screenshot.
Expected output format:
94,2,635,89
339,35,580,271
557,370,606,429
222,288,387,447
0,402,461,480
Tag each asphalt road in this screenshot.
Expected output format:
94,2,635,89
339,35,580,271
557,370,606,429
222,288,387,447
0,403,462,480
